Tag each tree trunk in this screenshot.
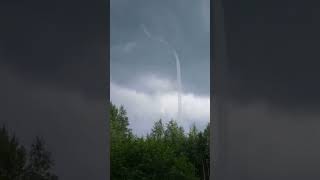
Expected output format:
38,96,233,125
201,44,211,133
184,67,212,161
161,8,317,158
207,159,210,179
202,159,206,180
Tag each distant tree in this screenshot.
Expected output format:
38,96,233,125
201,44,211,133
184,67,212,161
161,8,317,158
0,125,58,180
185,124,200,176
110,102,132,140
110,103,209,180
195,123,210,180
0,126,27,180
189,123,199,141
110,102,133,179
24,137,58,180
202,123,210,179
164,120,185,143
150,119,165,140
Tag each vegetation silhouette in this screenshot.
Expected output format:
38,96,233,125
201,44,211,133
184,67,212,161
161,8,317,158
110,102,210,180
0,125,58,180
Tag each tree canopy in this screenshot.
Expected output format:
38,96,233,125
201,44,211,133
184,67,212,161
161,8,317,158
0,126,58,180
110,102,210,180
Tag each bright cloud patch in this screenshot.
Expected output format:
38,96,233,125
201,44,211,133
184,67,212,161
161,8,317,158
110,75,210,136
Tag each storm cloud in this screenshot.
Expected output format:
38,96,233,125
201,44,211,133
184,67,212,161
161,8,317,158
110,0,210,134
0,0,108,179
213,0,320,179
111,75,210,136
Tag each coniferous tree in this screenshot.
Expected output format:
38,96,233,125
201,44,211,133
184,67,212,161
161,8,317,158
24,136,57,180
0,126,27,180
110,103,210,180
0,125,58,180
151,119,165,140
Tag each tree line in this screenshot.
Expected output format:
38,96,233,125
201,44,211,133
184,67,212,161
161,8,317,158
0,126,58,180
1,102,210,180
110,102,210,180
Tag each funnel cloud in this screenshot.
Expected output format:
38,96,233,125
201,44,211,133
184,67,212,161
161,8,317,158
141,24,183,122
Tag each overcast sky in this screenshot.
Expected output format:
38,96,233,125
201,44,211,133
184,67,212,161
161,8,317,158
110,0,210,135
3,0,320,179
0,0,107,179
217,0,320,179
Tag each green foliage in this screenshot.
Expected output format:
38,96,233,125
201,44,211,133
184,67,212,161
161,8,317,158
0,126,27,180
24,137,58,180
151,119,165,140
0,125,58,180
110,102,132,141
110,103,210,180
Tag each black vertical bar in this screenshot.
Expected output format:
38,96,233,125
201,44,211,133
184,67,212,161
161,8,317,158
212,0,229,179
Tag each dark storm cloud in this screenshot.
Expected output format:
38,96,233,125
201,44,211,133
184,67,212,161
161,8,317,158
221,0,320,109
111,0,210,96
221,102,320,180
212,0,320,179
0,65,107,179
0,0,107,100
0,0,108,179
110,0,210,135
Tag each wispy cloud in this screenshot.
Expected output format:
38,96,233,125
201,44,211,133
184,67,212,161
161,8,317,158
123,42,137,53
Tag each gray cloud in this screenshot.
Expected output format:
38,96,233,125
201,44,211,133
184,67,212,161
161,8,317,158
0,0,108,179
0,65,107,180
214,2,320,179
110,0,210,135
222,0,320,109
219,101,320,180
110,75,210,136
111,0,210,96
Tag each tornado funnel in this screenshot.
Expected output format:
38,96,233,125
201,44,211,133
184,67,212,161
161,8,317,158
141,24,182,122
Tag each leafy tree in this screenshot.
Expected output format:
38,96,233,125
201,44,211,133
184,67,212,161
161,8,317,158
110,102,132,141
24,137,58,180
164,120,186,155
0,125,58,180
110,102,134,179
0,126,27,180
110,103,210,180
150,119,165,140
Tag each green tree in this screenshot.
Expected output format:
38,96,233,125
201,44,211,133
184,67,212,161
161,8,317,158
110,103,209,180
150,119,165,140
110,102,132,140
0,126,27,180
193,123,210,180
24,137,58,180
0,125,58,180
164,120,186,154
110,102,134,179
